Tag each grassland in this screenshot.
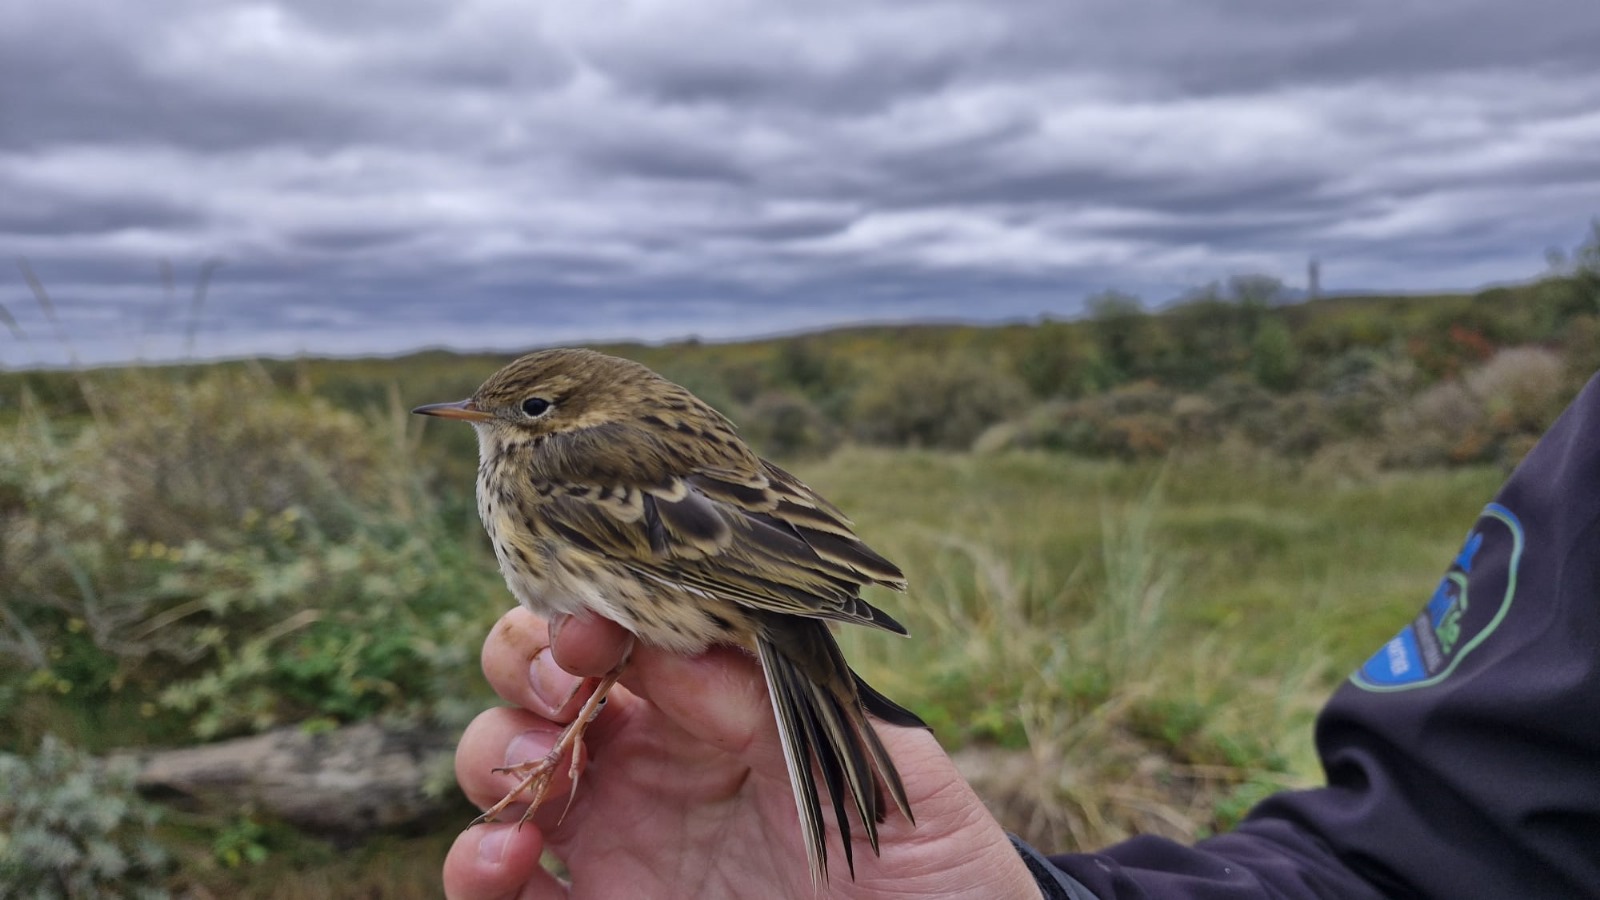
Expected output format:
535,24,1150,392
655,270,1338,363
806,448,1501,844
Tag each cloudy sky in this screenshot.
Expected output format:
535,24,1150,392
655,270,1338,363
4,0,1600,365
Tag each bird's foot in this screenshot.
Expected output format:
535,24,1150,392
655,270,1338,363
471,644,632,829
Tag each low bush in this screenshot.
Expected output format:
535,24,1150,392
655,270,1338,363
0,372,502,748
1380,347,1574,468
735,389,839,460
0,735,172,898
851,355,1030,450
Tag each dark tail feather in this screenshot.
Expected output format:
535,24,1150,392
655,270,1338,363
756,618,916,885
759,636,838,884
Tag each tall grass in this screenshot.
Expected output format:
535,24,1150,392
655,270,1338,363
817,447,1500,849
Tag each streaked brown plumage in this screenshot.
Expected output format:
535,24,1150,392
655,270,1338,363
414,348,924,883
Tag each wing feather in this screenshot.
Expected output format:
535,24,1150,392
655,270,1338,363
522,424,907,633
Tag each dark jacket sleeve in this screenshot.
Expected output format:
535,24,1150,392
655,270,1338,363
1023,373,1600,899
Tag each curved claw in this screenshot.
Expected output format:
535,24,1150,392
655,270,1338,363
466,647,633,833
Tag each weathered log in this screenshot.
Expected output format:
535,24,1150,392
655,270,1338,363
125,721,458,833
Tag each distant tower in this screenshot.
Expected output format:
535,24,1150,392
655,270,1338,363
1308,257,1322,300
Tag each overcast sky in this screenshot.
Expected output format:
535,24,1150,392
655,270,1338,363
5,0,1600,365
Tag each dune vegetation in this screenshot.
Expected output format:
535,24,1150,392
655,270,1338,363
2,231,1597,894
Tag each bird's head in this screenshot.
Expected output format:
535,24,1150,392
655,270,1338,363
412,348,667,441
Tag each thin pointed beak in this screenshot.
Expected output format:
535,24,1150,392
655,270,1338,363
412,399,494,422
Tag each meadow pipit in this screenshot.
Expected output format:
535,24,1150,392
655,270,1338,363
414,349,923,883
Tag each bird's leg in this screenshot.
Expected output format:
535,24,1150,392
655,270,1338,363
473,638,635,829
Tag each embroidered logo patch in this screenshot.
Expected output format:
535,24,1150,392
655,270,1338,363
1352,503,1523,692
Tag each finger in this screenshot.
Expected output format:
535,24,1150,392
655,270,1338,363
442,822,568,900
547,613,632,677
456,707,584,819
482,608,588,720
615,642,774,758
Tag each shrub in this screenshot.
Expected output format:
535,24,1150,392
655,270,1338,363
1311,349,1417,436
1260,395,1339,458
0,735,172,898
977,383,1189,459
1559,315,1600,384
1016,322,1110,398
850,355,1029,450
1544,219,1600,317
769,339,857,407
1378,347,1569,468
1465,347,1568,433
0,372,500,745
972,401,1084,455
1250,317,1301,392
1406,321,1495,380
1382,379,1486,467
85,371,394,543
736,390,839,460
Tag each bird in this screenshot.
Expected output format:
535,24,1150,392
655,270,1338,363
413,348,925,884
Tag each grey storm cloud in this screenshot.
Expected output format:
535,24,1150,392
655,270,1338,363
3,0,1600,364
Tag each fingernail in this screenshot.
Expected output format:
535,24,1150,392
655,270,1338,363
506,729,555,769
530,647,580,715
548,614,570,644
477,824,511,864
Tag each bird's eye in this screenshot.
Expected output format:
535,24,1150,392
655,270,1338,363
521,397,553,417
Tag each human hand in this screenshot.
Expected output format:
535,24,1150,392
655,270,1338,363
441,607,1039,899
